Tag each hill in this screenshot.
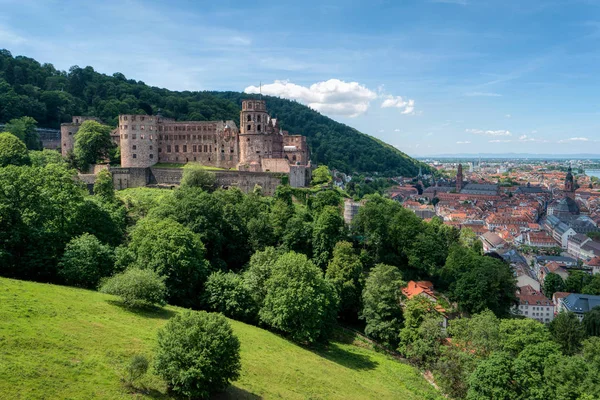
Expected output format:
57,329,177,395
0,277,441,400
0,49,429,176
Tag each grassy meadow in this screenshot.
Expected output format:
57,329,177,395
0,277,441,399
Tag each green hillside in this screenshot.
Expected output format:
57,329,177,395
0,49,429,176
0,277,441,400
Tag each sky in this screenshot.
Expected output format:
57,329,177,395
1,0,600,156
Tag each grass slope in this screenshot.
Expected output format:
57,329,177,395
0,278,441,400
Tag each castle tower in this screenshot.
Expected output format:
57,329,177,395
239,99,273,166
60,116,100,156
456,163,463,192
119,114,159,168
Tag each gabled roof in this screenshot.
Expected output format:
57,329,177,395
562,293,600,313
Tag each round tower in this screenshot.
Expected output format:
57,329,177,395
239,99,271,165
119,114,159,168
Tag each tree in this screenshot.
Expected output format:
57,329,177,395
398,296,444,366
29,149,64,166
119,217,210,308
180,164,216,191
100,268,167,308
435,346,477,399
312,205,344,268
549,311,587,355
544,354,591,400
0,132,30,166
583,306,600,337
93,169,115,201
543,272,566,298
498,318,551,356
204,271,258,323
154,310,241,399
5,116,41,150
243,246,281,307
58,233,115,288
512,342,561,400
582,274,600,295
259,252,338,343
360,263,405,348
451,256,517,317
565,270,592,293
467,352,516,400
311,165,332,186
325,241,363,321
73,120,113,169
448,310,500,357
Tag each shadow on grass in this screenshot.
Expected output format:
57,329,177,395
106,300,177,320
210,385,262,399
312,341,378,371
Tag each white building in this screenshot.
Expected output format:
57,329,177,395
514,285,554,323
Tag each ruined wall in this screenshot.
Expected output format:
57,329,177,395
119,115,159,168
110,167,150,189
261,158,290,173
289,165,310,188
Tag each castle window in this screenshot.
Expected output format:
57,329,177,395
141,116,145,121
132,116,136,121
141,125,145,130
247,115,252,122
149,126,154,131
187,135,190,140
149,154,153,159
221,154,225,160
230,147,234,153
124,125,128,129
132,145,137,150
124,134,128,139
247,125,251,131
247,138,250,141
192,126,197,131
257,115,261,122
150,135,153,140
133,154,137,159
124,116,128,121
75,118,79,124
132,125,137,130
183,145,187,152
167,145,172,153
194,157,197,161
175,157,178,161
69,132,73,135
187,126,191,131
193,145,197,152
175,145,179,152
257,125,261,132
149,145,153,150
159,148,162,153
159,126,163,131
204,145,207,152
140,134,145,139
132,134,137,139
229,155,233,161
209,145,212,152
248,103,253,109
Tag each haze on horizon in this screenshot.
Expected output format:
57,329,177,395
1,0,599,156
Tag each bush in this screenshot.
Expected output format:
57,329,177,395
58,233,115,288
0,132,30,167
123,354,149,386
204,271,258,323
259,252,339,343
180,165,216,191
154,310,241,399
100,268,167,308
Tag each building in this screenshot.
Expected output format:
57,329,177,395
558,293,600,321
545,215,577,248
567,234,600,260
480,231,507,252
60,116,103,157
61,100,312,187
343,199,363,225
515,285,554,323
402,281,448,328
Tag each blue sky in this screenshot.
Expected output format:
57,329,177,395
1,0,600,156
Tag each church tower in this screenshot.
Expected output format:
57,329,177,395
456,163,463,192
565,165,575,196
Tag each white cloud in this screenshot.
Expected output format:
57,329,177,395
489,139,512,143
381,95,415,115
456,141,471,144
464,92,502,97
0,26,27,46
558,137,590,143
394,128,401,132
505,114,511,118
245,79,378,117
466,128,512,137
378,129,385,133
426,132,433,137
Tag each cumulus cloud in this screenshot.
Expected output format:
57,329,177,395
245,79,381,117
558,137,590,143
466,128,512,137
489,139,512,143
381,96,415,114
456,141,471,144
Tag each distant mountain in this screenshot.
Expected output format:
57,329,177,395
0,49,429,177
418,153,600,160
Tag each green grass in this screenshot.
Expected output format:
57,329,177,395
0,278,441,399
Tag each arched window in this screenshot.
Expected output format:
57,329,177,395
257,125,261,132
257,115,261,122
247,115,252,122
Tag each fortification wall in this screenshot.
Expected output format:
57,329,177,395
261,158,290,173
110,167,150,189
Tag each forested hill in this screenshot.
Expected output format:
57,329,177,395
0,49,428,176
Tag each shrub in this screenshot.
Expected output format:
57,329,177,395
154,311,241,399
123,354,149,386
204,271,258,323
180,165,216,191
58,233,115,288
100,268,167,308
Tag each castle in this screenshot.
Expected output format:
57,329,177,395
61,99,312,190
